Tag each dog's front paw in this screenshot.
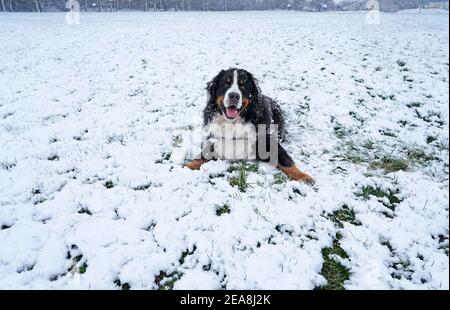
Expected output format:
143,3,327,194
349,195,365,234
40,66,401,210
185,160,208,170
294,172,315,185
280,165,315,185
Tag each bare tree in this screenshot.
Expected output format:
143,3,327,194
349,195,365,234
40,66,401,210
34,0,41,12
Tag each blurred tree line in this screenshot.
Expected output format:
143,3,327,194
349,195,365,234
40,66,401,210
1,0,423,12
1,0,342,12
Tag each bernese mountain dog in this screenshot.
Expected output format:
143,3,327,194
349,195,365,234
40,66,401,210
185,68,314,185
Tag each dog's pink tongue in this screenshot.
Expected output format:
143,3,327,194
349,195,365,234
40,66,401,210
225,106,238,119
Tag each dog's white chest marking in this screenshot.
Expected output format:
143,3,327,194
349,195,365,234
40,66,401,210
207,116,257,160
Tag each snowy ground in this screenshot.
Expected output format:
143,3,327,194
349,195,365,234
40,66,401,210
0,10,448,290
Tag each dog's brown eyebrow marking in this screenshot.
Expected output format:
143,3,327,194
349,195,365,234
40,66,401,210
216,96,224,109
242,98,250,109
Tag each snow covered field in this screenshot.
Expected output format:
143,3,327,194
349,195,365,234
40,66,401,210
0,10,448,290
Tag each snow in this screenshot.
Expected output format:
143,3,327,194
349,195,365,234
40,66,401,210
0,10,448,290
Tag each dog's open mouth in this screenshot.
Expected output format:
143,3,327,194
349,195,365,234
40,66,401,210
224,106,241,120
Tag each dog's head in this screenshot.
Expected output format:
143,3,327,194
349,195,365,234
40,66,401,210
206,68,261,121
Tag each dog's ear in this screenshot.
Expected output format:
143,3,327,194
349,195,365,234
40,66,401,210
242,72,267,125
248,72,262,104
203,70,225,126
206,70,224,102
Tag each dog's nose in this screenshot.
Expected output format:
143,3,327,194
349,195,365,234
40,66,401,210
228,92,240,103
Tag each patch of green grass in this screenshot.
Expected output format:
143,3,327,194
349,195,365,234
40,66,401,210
155,271,183,290
275,224,294,236
381,240,394,252
397,60,407,67
349,111,365,123
367,91,376,98
179,246,197,265
229,171,247,192
172,135,183,147
216,204,231,216
379,129,397,137
133,182,152,191
426,136,437,144
48,154,59,161
67,250,88,276
436,234,449,256
406,149,435,163
390,259,414,281
333,123,352,139
406,101,423,108
31,188,41,195
78,207,92,215
415,110,445,127
228,162,257,192
79,262,88,274
273,172,288,184
227,162,258,173
162,152,171,161
329,206,359,228
403,75,414,83
114,278,131,290
318,239,350,290
156,152,171,164
104,180,114,189
362,140,375,150
357,185,401,207
335,141,372,165
245,163,259,173
398,120,408,127
342,152,366,164
436,141,449,151
370,157,409,174
370,147,435,174
378,93,389,100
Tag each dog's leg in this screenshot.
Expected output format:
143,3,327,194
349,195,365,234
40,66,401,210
184,142,214,171
278,164,315,185
185,159,208,170
258,135,314,185
277,145,315,184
